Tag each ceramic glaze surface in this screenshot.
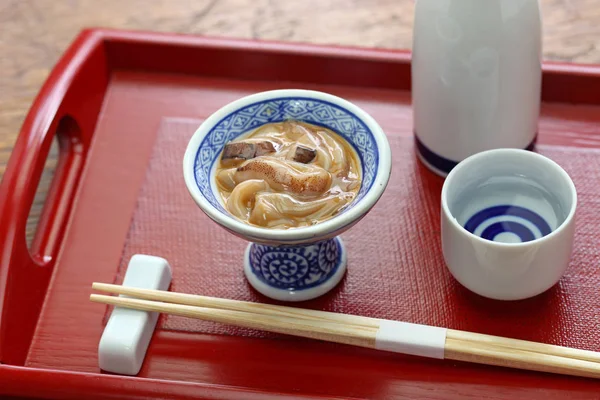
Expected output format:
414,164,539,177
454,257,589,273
184,89,391,245
454,176,567,243
247,239,342,290
412,0,542,175
243,237,348,301
183,89,391,301
463,205,551,243
441,149,577,300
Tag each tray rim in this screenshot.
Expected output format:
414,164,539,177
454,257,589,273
2,27,600,400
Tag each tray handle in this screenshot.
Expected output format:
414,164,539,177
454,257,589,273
29,116,85,264
0,114,87,366
0,30,107,365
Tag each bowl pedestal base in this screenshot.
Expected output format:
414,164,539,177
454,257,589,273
243,237,347,302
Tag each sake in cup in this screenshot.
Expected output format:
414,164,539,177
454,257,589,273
441,149,577,300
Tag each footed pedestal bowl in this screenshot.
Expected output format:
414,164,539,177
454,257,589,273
183,89,391,301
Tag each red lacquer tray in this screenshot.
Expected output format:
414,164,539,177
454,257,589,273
1,28,600,400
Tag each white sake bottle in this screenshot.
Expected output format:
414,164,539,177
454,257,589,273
412,0,542,176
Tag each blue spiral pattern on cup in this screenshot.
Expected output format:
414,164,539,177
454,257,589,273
464,205,552,243
248,238,342,290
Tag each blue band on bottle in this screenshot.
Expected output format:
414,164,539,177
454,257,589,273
414,134,537,175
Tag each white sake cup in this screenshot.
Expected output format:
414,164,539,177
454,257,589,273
441,149,577,300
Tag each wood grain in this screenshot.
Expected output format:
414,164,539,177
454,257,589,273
1,0,600,242
89,292,600,380
92,282,600,365
92,282,382,327
90,294,379,349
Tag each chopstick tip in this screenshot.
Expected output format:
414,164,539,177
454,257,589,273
90,293,104,302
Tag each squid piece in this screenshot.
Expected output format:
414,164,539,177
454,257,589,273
234,157,331,196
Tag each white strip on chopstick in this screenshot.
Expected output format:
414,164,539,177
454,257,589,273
90,285,600,380
375,320,447,359
90,281,600,379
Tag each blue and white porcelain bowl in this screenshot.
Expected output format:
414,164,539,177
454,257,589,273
183,89,391,301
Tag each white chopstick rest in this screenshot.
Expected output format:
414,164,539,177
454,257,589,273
375,320,447,359
98,254,172,375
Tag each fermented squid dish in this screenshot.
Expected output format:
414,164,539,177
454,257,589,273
215,121,361,229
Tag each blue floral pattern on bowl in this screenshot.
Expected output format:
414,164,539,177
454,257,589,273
193,97,379,216
247,238,342,290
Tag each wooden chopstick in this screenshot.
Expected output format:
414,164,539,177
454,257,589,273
447,330,600,364
92,283,600,365
90,284,600,379
91,294,378,348
444,337,600,379
92,282,380,328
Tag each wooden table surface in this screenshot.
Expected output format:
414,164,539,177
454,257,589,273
2,0,600,240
